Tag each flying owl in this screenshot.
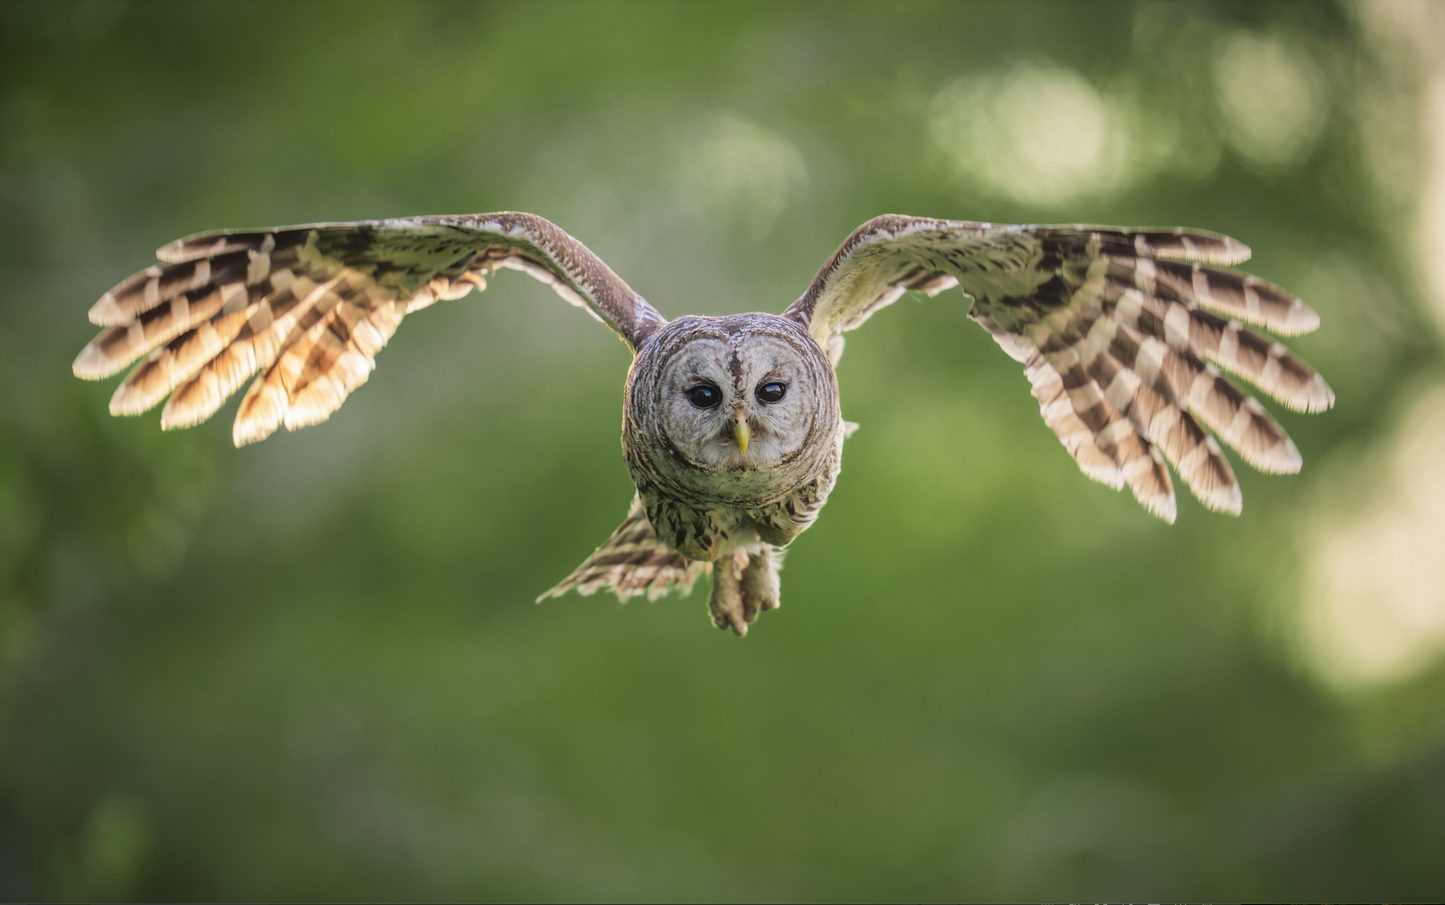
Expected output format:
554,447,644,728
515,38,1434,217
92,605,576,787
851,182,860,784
73,213,1333,635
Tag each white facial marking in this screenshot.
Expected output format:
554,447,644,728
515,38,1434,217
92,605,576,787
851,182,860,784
657,331,814,472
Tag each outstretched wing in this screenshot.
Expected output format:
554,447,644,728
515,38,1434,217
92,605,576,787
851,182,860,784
74,212,666,446
783,215,1334,522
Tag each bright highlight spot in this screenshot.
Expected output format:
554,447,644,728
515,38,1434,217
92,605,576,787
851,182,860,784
930,64,1127,205
1214,33,1328,169
672,114,807,240
1300,383,1445,689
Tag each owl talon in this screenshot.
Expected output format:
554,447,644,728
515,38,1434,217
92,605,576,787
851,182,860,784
742,546,780,615
706,547,781,637
708,550,748,635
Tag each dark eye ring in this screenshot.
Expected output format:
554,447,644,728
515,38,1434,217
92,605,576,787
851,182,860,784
756,381,786,404
687,384,721,408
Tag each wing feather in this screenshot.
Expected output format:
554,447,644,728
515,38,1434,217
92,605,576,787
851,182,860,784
785,215,1333,520
75,213,665,446
539,496,710,603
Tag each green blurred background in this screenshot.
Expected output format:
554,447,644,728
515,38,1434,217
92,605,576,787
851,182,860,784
3,0,1445,900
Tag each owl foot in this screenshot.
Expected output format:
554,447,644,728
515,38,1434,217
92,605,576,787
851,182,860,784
708,547,780,637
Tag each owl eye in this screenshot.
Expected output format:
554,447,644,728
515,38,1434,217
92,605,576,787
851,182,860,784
686,384,722,408
756,381,787,404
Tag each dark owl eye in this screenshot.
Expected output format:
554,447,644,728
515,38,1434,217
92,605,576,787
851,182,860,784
687,384,721,408
756,381,786,404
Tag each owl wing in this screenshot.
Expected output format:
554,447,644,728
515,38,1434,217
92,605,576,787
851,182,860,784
782,215,1334,522
73,212,666,446
537,495,711,603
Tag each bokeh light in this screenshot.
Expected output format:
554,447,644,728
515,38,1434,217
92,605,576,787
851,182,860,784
930,63,1131,205
1213,33,1329,170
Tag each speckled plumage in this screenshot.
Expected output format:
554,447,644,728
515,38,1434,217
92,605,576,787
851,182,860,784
74,212,1334,635
618,314,842,631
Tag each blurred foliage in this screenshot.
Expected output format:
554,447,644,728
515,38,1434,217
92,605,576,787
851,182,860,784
2,0,1444,901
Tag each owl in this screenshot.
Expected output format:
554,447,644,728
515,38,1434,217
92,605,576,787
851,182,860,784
73,213,1333,635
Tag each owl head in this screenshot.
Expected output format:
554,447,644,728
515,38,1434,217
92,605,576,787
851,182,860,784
624,313,841,504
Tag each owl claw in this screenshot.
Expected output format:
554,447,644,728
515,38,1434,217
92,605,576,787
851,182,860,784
707,547,780,637
730,614,749,637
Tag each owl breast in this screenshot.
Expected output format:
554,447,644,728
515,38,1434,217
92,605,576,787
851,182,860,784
622,313,844,561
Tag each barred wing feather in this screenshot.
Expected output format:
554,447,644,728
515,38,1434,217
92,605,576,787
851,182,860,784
783,215,1334,522
73,212,666,447
537,496,711,603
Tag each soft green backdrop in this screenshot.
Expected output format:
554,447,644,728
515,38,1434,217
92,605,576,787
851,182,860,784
3,0,1444,901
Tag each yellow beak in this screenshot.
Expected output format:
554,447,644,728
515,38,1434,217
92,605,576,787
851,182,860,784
733,407,750,457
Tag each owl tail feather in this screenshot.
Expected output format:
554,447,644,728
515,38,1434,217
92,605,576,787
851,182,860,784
537,496,710,603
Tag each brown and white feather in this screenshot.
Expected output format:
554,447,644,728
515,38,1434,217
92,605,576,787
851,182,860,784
75,213,666,446
538,497,711,603
784,216,1334,520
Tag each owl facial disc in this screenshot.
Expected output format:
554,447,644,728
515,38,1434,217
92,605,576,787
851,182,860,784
623,314,841,506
